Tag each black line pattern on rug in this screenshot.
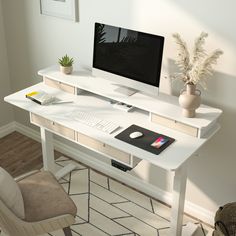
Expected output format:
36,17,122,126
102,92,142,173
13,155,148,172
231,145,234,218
72,168,166,235
91,207,135,235
43,159,210,236
90,179,170,222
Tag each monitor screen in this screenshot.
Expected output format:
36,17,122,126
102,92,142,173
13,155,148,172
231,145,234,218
93,23,164,88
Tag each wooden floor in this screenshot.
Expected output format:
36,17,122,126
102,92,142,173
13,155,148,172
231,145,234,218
0,131,61,177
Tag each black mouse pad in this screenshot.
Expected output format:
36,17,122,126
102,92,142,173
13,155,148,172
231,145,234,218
115,124,175,155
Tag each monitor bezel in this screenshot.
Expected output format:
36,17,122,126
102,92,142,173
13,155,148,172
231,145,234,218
92,22,165,96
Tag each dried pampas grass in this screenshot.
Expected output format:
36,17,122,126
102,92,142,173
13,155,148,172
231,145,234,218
172,32,223,89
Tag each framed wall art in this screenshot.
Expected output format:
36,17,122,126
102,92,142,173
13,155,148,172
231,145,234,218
40,0,79,21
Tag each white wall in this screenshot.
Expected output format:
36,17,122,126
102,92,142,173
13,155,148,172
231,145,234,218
0,0,13,127
2,0,236,221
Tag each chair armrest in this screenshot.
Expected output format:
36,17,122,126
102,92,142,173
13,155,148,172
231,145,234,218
15,170,40,182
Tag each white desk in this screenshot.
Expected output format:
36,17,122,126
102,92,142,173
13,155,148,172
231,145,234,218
4,67,222,236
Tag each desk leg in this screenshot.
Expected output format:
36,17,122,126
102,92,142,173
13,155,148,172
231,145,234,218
40,127,56,173
40,127,77,180
170,163,199,236
170,164,187,236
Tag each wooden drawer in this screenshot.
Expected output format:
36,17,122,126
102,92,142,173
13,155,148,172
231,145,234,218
77,132,104,151
31,113,75,140
101,144,131,165
44,77,76,94
150,113,199,137
76,132,132,166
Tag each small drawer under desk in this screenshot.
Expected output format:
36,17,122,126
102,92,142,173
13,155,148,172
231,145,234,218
101,143,131,165
30,113,76,141
30,113,141,169
77,132,104,152
150,113,199,137
76,132,141,168
44,77,76,94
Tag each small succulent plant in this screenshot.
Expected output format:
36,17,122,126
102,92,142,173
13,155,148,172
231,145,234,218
58,54,74,67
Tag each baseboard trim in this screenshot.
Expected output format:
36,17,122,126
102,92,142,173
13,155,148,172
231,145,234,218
13,121,215,225
0,122,16,138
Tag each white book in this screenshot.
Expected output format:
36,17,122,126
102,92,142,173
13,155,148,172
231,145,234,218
25,90,55,105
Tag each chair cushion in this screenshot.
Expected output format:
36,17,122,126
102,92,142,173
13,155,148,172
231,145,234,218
0,167,25,219
18,171,77,222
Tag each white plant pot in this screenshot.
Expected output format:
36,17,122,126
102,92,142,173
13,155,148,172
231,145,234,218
60,66,73,75
179,84,201,118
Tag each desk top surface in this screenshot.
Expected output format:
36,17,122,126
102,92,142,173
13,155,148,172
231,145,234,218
4,83,219,171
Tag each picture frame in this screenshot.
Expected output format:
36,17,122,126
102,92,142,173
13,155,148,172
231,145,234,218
40,0,79,22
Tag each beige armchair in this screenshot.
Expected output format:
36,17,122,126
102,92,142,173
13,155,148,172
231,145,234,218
0,168,77,236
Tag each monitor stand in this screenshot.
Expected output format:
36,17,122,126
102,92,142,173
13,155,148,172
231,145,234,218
114,86,138,97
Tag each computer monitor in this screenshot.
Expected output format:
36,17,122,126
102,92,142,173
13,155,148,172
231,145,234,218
92,23,164,97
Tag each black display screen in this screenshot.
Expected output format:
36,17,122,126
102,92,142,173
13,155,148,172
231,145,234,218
93,23,164,87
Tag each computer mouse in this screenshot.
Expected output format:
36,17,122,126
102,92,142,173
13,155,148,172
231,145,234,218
129,131,143,139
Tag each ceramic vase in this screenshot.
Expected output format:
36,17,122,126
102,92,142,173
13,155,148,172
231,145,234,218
60,66,73,75
179,84,201,118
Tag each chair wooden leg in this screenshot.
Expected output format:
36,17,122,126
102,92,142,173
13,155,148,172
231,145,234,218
63,227,73,236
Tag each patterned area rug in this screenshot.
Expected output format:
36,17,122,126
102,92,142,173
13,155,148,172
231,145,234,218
0,157,214,236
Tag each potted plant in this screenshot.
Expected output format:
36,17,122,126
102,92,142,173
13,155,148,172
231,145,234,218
172,32,223,117
58,54,74,74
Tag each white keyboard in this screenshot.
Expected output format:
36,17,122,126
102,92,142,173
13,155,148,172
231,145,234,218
72,111,120,134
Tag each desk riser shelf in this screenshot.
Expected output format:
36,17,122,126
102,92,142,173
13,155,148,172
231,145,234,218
44,74,217,138
43,75,219,138
40,67,222,139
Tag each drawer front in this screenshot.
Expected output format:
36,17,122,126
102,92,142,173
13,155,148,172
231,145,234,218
31,113,75,140
44,77,75,94
76,132,131,165
77,132,104,151
150,113,199,137
102,144,131,165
